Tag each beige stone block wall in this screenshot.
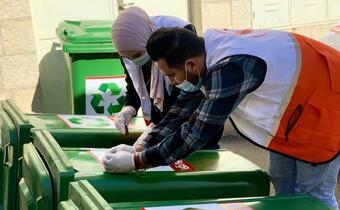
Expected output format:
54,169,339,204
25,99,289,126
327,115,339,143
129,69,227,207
230,0,252,28
192,0,232,34
0,0,41,113
193,0,336,38
0,32,3,56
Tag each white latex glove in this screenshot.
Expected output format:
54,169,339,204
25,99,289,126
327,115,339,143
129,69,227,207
114,106,136,135
133,123,155,148
102,150,135,173
107,144,135,154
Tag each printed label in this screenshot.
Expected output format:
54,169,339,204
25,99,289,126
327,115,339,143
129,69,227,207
85,76,127,116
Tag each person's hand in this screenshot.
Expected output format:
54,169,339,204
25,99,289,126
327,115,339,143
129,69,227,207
114,106,136,134
133,123,155,151
102,150,135,173
107,144,135,154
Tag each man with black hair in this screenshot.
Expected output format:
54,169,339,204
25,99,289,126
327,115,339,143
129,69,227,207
103,27,340,210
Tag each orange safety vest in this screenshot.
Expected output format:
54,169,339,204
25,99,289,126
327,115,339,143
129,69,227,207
268,33,340,164
204,29,340,164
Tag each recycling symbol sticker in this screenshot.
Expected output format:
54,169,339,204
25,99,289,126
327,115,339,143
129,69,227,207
85,76,127,116
58,115,116,128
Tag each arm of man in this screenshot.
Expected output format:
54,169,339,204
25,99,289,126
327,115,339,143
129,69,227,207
137,55,267,167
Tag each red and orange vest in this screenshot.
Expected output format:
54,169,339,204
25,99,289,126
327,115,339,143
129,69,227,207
204,29,340,164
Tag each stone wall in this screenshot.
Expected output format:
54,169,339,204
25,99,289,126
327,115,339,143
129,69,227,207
191,0,337,39
0,0,42,113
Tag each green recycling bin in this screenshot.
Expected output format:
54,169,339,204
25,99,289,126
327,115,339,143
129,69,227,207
20,130,269,210
0,99,144,210
59,180,333,210
18,143,53,210
1,99,146,148
0,110,20,210
1,99,145,210
27,112,145,147
111,196,334,210
56,20,126,115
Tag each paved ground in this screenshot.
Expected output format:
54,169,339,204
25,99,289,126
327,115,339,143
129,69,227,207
219,121,340,202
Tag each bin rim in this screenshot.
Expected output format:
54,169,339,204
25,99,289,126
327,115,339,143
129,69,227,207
56,20,118,53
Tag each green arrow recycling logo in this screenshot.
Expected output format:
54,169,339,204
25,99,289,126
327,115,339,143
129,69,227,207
86,77,127,115
68,117,111,127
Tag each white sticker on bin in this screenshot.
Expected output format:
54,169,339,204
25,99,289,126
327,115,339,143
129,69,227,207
58,115,116,129
85,76,127,116
88,149,195,172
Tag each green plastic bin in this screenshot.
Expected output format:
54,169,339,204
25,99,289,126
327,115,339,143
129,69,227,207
0,110,19,210
18,143,53,210
56,20,126,115
22,130,269,209
59,180,333,210
0,100,31,156
1,99,146,148
28,113,146,147
58,180,112,210
0,99,145,210
112,196,334,210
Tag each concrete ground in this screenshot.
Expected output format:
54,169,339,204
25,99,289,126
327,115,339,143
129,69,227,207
219,121,340,202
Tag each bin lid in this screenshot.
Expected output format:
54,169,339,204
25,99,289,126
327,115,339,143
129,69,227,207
56,20,117,53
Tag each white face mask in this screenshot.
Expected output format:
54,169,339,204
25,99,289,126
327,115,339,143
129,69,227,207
176,64,203,92
131,52,151,66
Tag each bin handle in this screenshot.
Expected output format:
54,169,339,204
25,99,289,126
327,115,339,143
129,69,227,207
4,143,13,167
63,29,71,37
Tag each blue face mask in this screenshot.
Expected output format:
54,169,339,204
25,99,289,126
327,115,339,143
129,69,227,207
131,52,151,66
176,65,203,92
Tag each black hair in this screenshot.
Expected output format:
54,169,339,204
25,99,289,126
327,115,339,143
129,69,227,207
146,27,205,69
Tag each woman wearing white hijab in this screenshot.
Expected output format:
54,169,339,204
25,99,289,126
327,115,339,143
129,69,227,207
112,7,197,142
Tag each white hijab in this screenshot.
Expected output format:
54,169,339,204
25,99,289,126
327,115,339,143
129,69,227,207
112,7,171,123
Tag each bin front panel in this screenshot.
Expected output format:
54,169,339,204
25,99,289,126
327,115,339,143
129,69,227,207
1,99,32,180
60,180,332,210
32,131,74,203
63,180,113,210
57,20,127,115
58,201,78,210
28,113,146,147
20,143,53,210
71,54,125,115
111,196,333,210
0,110,18,210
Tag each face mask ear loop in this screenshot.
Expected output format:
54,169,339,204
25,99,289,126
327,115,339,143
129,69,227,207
184,62,189,81
197,64,201,79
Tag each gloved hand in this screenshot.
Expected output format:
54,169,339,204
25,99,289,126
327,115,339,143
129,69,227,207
107,144,135,154
133,123,155,151
102,150,135,173
114,106,137,135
